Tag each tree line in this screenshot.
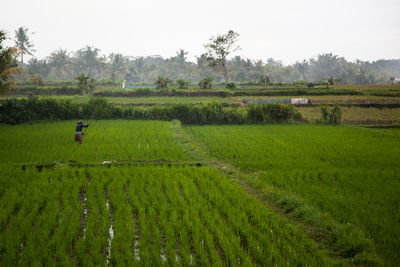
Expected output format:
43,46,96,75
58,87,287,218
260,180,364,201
24,49,400,85
7,27,400,85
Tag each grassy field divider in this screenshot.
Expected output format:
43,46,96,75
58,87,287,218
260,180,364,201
13,159,208,172
173,122,382,265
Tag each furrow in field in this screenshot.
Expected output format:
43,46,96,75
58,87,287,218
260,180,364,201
79,189,87,239
104,187,114,265
75,169,110,266
124,179,141,262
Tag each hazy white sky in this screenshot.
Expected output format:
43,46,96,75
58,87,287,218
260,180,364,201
2,0,399,64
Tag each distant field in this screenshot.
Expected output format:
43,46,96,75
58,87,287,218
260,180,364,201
234,95,400,104
185,124,400,265
297,106,400,124
331,84,400,90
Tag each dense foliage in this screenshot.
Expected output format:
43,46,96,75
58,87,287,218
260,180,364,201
0,98,301,124
247,103,301,122
320,104,342,124
23,45,400,84
0,31,21,97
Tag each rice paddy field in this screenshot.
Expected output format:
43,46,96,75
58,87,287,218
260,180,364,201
1,120,399,266
0,121,193,164
296,106,400,124
186,124,400,265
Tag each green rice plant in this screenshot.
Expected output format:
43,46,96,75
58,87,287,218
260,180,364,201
186,124,399,264
107,170,136,265
5,120,390,265
1,165,334,265
0,120,195,165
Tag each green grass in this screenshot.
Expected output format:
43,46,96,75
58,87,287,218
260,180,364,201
185,124,400,265
0,120,193,164
0,165,333,266
1,120,398,265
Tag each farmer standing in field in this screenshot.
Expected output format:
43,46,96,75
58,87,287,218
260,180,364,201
75,120,91,144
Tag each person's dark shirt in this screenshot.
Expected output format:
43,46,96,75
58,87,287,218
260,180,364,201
76,123,89,132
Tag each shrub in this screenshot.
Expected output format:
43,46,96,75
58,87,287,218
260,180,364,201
133,88,152,96
74,73,95,94
0,98,302,125
320,104,342,124
292,81,307,86
176,79,190,89
0,98,80,124
247,103,298,122
83,97,116,119
155,76,174,89
199,77,212,89
226,82,236,89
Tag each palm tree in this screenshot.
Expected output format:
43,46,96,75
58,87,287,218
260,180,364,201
294,59,308,81
109,53,128,81
74,46,102,78
27,58,51,80
176,49,188,64
14,27,35,65
48,49,71,80
1,30,23,97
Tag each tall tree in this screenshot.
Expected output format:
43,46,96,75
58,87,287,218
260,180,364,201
108,53,128,81
74,46,102,78
175,49,188,64
48,49,71,80
204,30,240,86
1,30,22,97
309,53,346,82
27,58,51,80
14,27,35,64
294,59,308,80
